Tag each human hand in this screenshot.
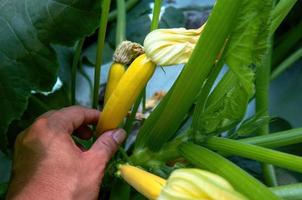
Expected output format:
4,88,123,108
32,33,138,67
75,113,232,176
6,106,126,200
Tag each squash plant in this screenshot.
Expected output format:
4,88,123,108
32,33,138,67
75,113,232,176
1,0,302,199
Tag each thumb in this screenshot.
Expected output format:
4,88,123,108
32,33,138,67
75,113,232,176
90,129,126,162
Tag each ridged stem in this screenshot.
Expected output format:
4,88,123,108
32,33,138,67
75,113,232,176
93,0,112,109
205,137,302,173
180,143,280,200
255,40,277,186
239,128,302,148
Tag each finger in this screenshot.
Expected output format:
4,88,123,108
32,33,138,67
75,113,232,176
74,125,93,140
89,129,126,162
47,106,100,134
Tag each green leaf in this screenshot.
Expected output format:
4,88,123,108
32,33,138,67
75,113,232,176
236,110,271,136
7,86,70,147
134,0,244,152
0,182,8,199
109,179,130,200
194,70,249,135
179,143,281,200
225,0,273,98
0,0,101,150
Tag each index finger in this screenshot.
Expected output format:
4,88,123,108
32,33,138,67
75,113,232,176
47,106,100,134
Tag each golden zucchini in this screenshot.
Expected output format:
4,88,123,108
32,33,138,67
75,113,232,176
104,63,126,104
96,54,155,135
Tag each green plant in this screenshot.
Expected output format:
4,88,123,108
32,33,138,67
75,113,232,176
1,0,302,199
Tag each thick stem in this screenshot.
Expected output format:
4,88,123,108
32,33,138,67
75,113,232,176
239,128,302,148
255,40,277,186
150,0,162,31
116,0,126,45
205,137,302,173
108,0,139,22
93,0,112,109
180,143,280,200
71,39,85,105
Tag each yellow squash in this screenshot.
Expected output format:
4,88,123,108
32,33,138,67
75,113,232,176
104,63,126,103
96,54,156,135
118,164,166,200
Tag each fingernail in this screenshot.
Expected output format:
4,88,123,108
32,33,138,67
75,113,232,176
112,129,126,144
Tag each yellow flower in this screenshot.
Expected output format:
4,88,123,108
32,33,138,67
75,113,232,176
118,165,248,200
144,25,205,66
158,168,249,200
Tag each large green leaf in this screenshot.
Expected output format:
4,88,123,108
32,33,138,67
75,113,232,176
195,71,249,135
0,0,101,150
225,0,273,98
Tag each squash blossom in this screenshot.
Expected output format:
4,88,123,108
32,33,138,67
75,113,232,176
144,24,205,66
96,25,205,135
118,165,249,200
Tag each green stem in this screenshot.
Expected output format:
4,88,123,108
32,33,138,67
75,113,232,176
116,0,126,45
270,0,297,35
179,143,280,200
192,60,224,132
271,183,302,200
239,128,302,148
118,147,130,161
141,0,162,113
124,92,143,133
205,137,302,173
108,0,139,22
255,40,277,186
71,39,85,105
273,21,302,66
93,0,112,109
150,0,162,31
271,46,302,80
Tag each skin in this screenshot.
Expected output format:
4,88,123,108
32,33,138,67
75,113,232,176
6,106,126,200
